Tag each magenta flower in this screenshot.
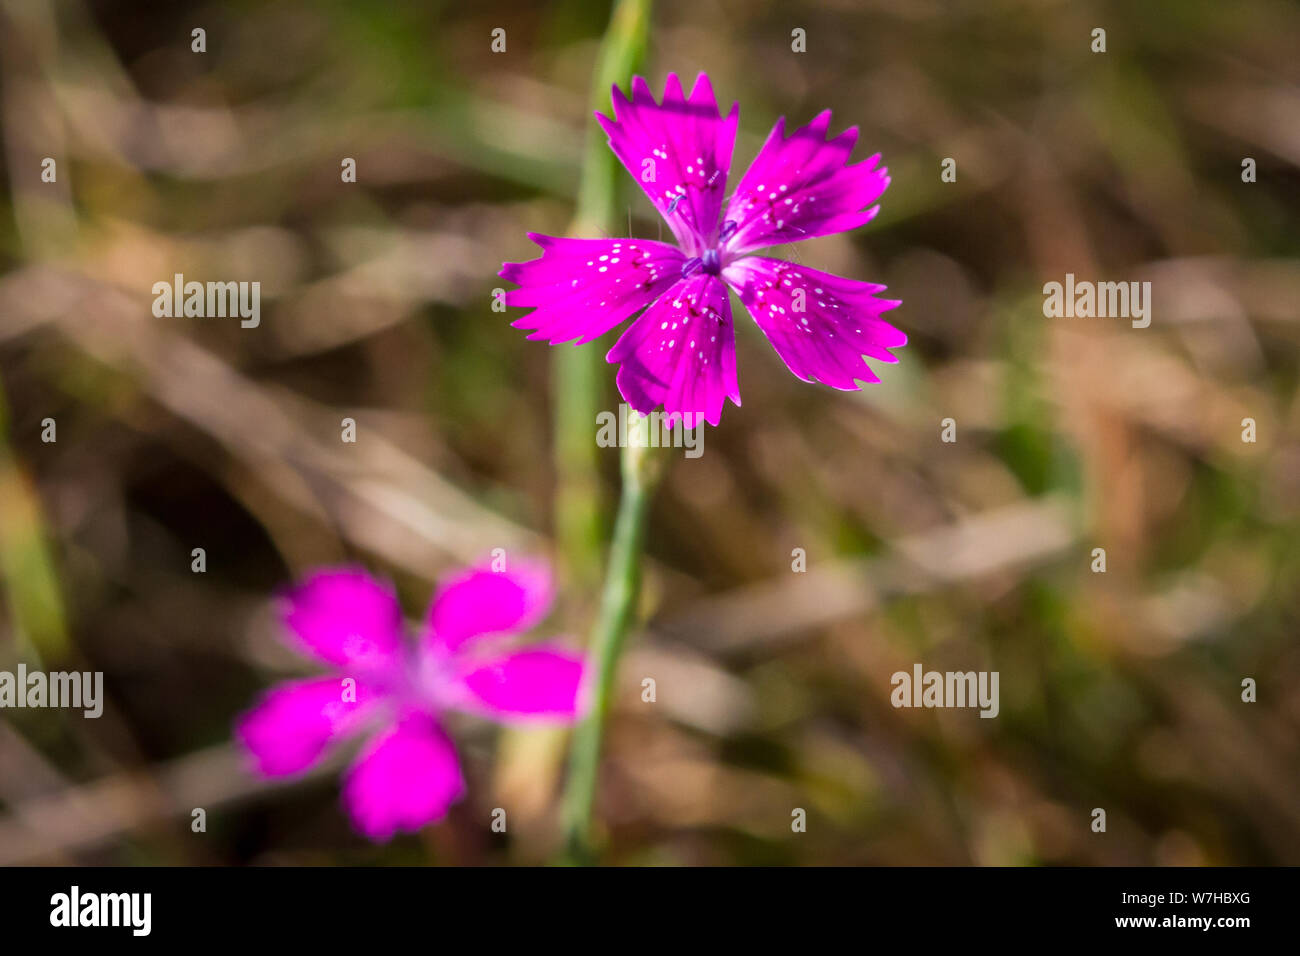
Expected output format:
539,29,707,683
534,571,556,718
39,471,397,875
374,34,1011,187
235,562,586,841
500,72,905,427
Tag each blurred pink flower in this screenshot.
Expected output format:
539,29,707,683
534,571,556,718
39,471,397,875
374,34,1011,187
235,562,585,841
500,72,905,427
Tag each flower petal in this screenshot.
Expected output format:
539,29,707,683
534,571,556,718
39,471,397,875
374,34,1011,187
342,713,466,841
500,234,683,345
723,256,904,389
457,646,587,721
597,73,738,256
722,112,890,255
607,273,740,427
279,569,404,670
235,677,376,777
425,561,552,653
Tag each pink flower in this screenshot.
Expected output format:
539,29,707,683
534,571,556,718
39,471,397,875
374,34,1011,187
235,562,586,841
500,72,905,427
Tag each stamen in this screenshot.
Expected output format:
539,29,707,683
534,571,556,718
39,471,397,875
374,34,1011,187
680,257,702,278
719,219,739,242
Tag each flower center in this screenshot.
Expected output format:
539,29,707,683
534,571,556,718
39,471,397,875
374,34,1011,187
679,221,737,279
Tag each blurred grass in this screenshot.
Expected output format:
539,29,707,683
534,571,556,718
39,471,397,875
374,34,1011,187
0,376,69,662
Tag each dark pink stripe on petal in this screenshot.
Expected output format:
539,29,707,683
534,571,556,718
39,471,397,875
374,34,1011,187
723,112,890,254
724,256,904,390
500,233,683,345
597,72,738,256
607,274,740,428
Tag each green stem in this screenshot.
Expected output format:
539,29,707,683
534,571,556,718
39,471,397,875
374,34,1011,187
552,0,652,597
552,0,656,862
562,432,664,863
